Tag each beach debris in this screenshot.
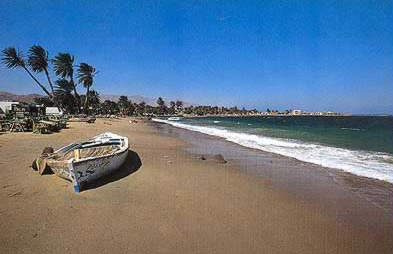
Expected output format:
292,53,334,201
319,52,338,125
212,154,227,164
199,156,207,161
199,154,227,164
104,122,112,125
129,120,138,123
9,191,22,197
32,132,129,193
33,233,38,238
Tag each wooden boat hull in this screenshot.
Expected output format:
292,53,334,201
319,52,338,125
73,148,128,183
35,132,129,192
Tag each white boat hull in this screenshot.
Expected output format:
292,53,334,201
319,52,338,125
73,148,128,183
36,132,129,192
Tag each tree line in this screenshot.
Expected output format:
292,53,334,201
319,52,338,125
40,94,257,117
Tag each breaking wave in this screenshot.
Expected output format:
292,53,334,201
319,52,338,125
153,118,393,183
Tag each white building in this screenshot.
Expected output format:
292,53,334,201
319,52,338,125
291,109,302,116
0,101,19,114
45,107,63,116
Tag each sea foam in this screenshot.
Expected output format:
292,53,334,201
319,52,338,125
153,118,393,183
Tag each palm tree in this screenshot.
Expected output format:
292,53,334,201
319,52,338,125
175,100,183,111
88,90,100,108
138,101,146,116
102,100,119,115
54,79,75,113
27,45,54,93
53,53,81,110
118,96,130,115
157,97,167,115
77,63,97,114
170,101,176,109
34,96,54,107
79,90,100,114
1,47,52,97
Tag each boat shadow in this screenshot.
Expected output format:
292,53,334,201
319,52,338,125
82,149,142,191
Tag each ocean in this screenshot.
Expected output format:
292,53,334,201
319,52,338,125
153,116,393,184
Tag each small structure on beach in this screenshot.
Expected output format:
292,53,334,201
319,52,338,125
45,107,63,116
0,101,46,118
0,101,19,114
11,103,45,118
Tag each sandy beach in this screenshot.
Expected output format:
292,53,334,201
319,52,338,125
1,118,392,254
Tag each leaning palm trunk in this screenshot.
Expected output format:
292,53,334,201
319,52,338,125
22,66,67,112
44,68,54,93
22,66,52,97
74,88,82,113
77,63,96,114
70,78,81,113
83,85,90,114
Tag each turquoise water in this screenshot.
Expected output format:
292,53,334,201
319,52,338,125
154,116,393,183
181,116,393,154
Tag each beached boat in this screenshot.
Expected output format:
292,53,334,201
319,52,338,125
168,117,181,121
33,132,129,192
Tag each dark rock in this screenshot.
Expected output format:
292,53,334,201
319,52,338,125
212,154,227,164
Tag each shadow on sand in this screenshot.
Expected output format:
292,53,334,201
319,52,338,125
82,149,142,191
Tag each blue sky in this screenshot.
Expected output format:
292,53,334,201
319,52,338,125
0,0,392,113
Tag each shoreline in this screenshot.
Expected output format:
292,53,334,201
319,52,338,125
152,120,393,205
152,117,393,183
1,118,392,253
152,120,393,219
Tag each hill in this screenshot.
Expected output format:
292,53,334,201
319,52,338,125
0,91,43,103
0,91,194,107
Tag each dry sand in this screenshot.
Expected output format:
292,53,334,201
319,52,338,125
0,118,392,253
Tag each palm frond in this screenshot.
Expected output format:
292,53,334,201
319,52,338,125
53,53,74,78
27,45,49,73
55,78,74,93
1,47,25,68
77,63,96,88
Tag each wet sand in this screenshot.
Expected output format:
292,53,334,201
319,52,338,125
0,118,392,253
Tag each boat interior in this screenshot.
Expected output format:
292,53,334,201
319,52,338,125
50,139,124,161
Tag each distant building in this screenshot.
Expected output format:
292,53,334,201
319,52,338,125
0,101,19,114
292,110,302,115
312,112,323,116
325,111,338,116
